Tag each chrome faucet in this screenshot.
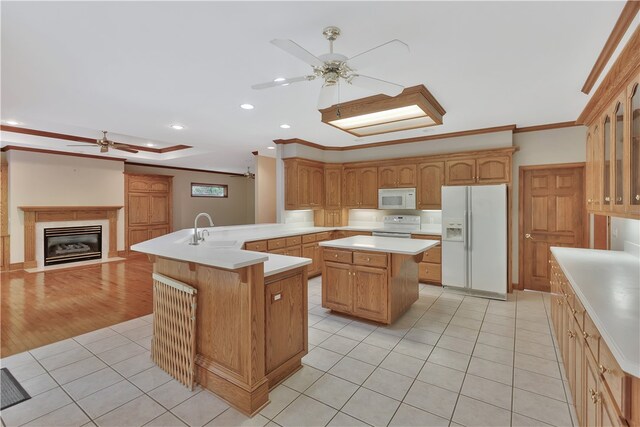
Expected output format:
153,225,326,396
190,213,214,245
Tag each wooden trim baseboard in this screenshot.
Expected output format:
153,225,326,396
0,125,192,154
513,121,579,134
1,145,126,162
581,0,640,95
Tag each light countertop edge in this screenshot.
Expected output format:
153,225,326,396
320,236,439,255
550,247,640,377
264,254,312,277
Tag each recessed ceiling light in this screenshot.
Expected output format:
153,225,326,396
146,142,155,147
267,146,275,150
4,120,21,126
274,77,286,82
240,103,254,110
281,83,290,87
170,124,184,130
280,124,291,129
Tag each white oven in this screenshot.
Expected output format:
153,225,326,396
378,188,416,210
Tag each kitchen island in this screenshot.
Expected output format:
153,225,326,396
319,236,438,323
131,227,312,416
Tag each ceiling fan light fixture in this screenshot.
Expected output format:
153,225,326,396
321,85,445,137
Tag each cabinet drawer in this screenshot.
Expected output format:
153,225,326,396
599,339,627,416
583,311,601,358
245,240,267,252
268,238,287,250
316,232,331,241
286,236,302,247
571,295,585,330
302,234,316,244
419,262,442,282
283,247,302,257
353,252,387,268
422,246,441,263
323,248,352,263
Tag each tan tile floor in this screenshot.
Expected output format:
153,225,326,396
0,278,576,426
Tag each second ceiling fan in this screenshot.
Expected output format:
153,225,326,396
251,26,409,108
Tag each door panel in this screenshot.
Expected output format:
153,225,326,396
149,195,168,224
343,169,358,207
324,167,342,209
322,262,352,312
353,266,387,322
417,162,444,209
477,156,510,184
445,159,476,185
378,166,397,188
397,164,417,187
128,194,150,225
522,166,585,292
359,168,378,208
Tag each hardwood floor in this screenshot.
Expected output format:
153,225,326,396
1,255,153,357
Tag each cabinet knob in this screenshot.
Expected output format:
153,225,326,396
334,254,338,258
589,388,599,404
366,257,371,262
604,196,611,202
598,364,607,374
635,195,640,201
566,330,575,339
587,199,592,204
583,331,589,340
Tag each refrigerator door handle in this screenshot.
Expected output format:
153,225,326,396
468,211,472,251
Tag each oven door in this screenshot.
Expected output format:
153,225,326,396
378,190,406,209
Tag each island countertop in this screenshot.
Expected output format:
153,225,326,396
550,246,639,377
320,235,438,255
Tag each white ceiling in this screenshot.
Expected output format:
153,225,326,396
0,1,631,173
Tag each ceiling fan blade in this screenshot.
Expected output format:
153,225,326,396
347,39,409,72
113,146,139,154
348,74,404,97
318,84,339,109
67,144,95,147
251,75,314,90
270,39,324,68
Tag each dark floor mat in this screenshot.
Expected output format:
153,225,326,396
1,367,31,410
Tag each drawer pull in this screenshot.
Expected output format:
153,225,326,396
272,293,282,302
589,388,599,404
583,331,589,339
598,364,607,374
571,308,577,315
567,330,575,339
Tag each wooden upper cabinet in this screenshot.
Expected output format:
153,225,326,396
417,162,444,209
128,194,150,225
378,164,416,188
445,159,476,185
477,156,510,183
343,167,378,208
628,76,640,216
297,165,311,208
283,159,324,210
613,99,625,211
324,166,342,209
310,166,324,207
603,113,613,211
284,160,298,210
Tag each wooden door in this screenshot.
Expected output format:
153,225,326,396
477,156,510,184
397,164,417,187
378,166,397,188
600,383,625,427
324,167,342,209
284,161,298,210
445,159,476,185
322,262,352,312
128,194,150,225
359,167,378,208
265,272,305,373
285,246,302,257
343,169,359,208
521,166,585,292
352,265,387,322
297,165,311,208
417,162,444,209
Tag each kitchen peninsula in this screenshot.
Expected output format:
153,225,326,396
320,235,438,323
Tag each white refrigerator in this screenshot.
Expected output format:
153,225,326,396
441,184,507,300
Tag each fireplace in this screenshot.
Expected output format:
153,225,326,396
44,226,102,266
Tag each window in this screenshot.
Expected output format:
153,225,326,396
191,183,228,198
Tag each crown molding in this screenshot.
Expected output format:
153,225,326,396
512,121,579,134
124,161,246,177
1,145,126,161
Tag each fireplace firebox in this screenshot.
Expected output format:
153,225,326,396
44,226,102,266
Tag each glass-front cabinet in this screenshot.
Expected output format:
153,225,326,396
602,114,612,210
628,76,640,215
613,99,624,210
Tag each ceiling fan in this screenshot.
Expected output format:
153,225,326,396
67,131,139,154
230,167,255,179
251,26,409,108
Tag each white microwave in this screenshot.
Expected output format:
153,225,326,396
378,188,416,209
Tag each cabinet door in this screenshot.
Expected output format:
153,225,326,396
297,165,311,208
575,320,585,426
148,226,169,239
397,164,417,187
586,129,594,210
322,262,352,313
128,194,150,225
445,159,476,185
600,383,625,427
343,169,359,208
565,306,577,398
284,246,302,257
149,195,168,224
284,160,298,210
352,265,388,322
603,113,613,210
302,243,317,275
628,78,640,215
128,228,149,247
584,350,599,427
314,243,323,276
378,166,398,188
592,124,603,211
265,272,305,373
324,167,342,209
310,167,324,208
359,167,379,208
613,98,625,211
417,162,444,209
477,156,510,184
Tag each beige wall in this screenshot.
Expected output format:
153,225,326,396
124,164,255,230
7,150,125,263
511,126,587,283
255,155,276,223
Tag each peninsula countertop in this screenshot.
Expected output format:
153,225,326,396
550,246,639,377
320,235,439,255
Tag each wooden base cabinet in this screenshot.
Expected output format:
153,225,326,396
412,234,442,285
550,256,638,427
125,173,173,251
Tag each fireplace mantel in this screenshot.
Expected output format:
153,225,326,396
19,206,123,269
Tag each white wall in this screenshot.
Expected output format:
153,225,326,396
610,217,640,252
7,150,125,263
124,164,255,229
511,126,587,282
